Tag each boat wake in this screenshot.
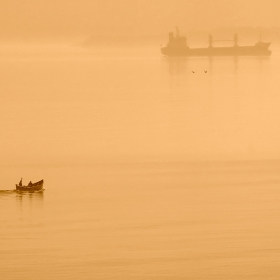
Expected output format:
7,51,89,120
0,189,45,194
16,189,45,193
0,190,17,193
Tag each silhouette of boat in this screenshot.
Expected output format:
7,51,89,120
161,28,271,57
16,179,44,192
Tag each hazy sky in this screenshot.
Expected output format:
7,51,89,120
0,0,280,41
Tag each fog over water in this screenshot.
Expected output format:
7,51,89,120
1,1,280,279
1,0,280,43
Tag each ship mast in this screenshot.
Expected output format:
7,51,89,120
175,26,180,38
234,34,238,47
209,35,213,48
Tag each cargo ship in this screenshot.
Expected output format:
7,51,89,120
161,28,271,57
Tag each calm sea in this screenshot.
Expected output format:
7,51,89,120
1,44,280,279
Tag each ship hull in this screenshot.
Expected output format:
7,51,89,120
161,45,271,57
16,180,44,192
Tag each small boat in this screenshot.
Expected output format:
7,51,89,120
16,179,44,192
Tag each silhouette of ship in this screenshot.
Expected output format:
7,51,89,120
16,179,44,192
161,28,271,56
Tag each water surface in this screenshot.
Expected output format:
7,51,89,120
1,45,280,279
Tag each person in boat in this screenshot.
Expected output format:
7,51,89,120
28,181,33,187
19,178,22,186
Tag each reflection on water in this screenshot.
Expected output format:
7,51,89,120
16,191,44,208
15,190,44,201
164,56,189,75
0,190,44,211
163,55,270,76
